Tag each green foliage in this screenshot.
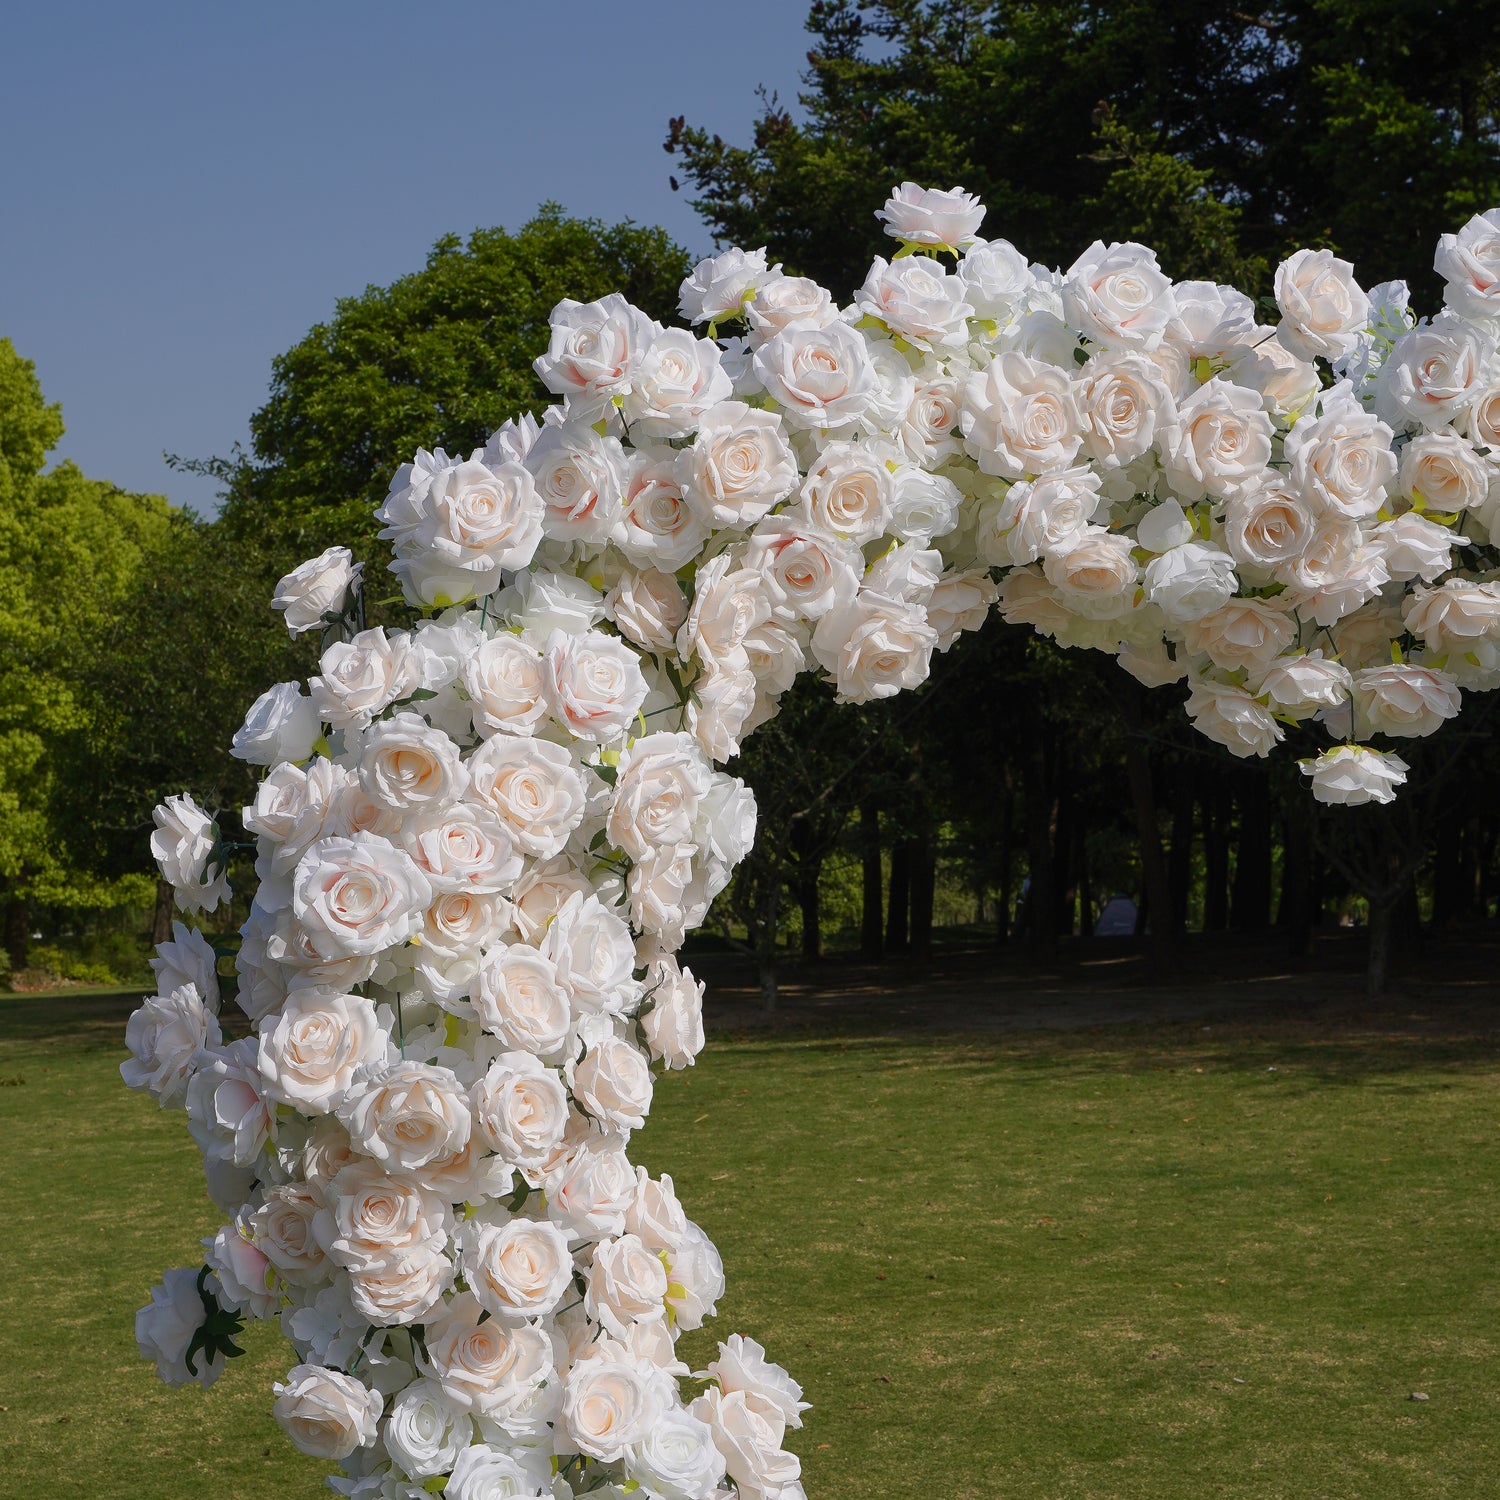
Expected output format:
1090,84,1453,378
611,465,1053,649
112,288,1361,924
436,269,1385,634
219,207,692,559
667,0,1500,302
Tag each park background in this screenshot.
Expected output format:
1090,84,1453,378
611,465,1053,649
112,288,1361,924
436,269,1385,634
3,3,1500,1496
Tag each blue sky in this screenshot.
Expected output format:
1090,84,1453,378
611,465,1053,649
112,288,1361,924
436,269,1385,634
0,2,813,511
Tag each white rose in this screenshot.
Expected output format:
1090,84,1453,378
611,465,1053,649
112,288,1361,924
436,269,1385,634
136,1268,226,1389
1184,680,1283,758
1376,313,1495,431
348,1245,453,1326
542,891,639,1016
273,1364,384,1460
1403,581,1500,651
150,795,229,915
1223,484,1314,571
1284,383,1397,519
1437,209,1500,321
424,1291,553,1419
679,247,780,325
1276,513,1361,593
1274,248,1370,363
313,1157,450,1272
1181,598,1295,671
677,554,779,671
625,1407,727,1500
1301,745,1410,805
607,568,690,655
474,944,572,1061
249,1183,326,1285
1225,329,1321,418
992,467,1103,565
1165,280,1257,359
471,1052,569,1169
1063,241,1176,351
1371,512,1459,583
377,449,543,605
310,626,420,728
1143,542,1238,625
340,1060,471,1173
543,628,649,743
1352,664,1462,737
150,920,220,1012
744,512,862,617
691,1387,799,1495
1040,528,1138,618
1159,380,1273,502
679,401,798,529
608,732,710,860
1117,639,1186,688
355,712,466,812
546,1143,637,1244
747,275,837,339
665,1220,724,1332
523,422,630,543
186,1036,271,1166
272,546,361,636
466,736,587,858
568,1034,654,1133
497,568,607,645
957,237,1032,320
962,351,1082,478
460,1216,573,1322
462,633,548,738
705,1334,810,1429
926,569,998,651
1399,430,1489,511
258,988,386,1114
617,455,712,570
508,857,593,944
584,1232,669,1336
385,1376,472,1479
1251,652,1351,720
876,181,985,246
621,328,733,438
854,257,972,348
533,292,658,412
562,1352,669,1461
797,442,895,545
292,833,432,959
752,320,879,431
120,984,220,1106
810,594,937,703
639,958,707,1071
448,1443,551,1500
401,802,519,896
231,681,320,766
686,661,758,761
419,889,506,962
889,465,962,544
1135,498,1194,555
1076,352,1171,468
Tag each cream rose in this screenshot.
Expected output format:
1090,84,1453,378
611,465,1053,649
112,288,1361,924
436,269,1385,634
1352,664,1462,738
309,626,420,728
460,1215,573,1321
962,351,1082,478
585,1233,670,1336
561,1352,668,1461
568,1034,654,1133
810,594,938,704
291,833,432,960
678,401,798,529
271,546,362,636
423,1291,554,1419
543,628,650,743
272,1364,384,1460
607,568,690,654
1184,680,1283,757
121,984,220,1107
1274,248,1369,363
466,735,587,858
1063,241,1176,351
1041,528,1138,618
356,712,467,812
338,1060,472,1174
1181,599,1296,671
471,1052,571,1170
1159,380,1273,502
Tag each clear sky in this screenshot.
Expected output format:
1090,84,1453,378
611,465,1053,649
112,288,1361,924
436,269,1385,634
0,2,813,512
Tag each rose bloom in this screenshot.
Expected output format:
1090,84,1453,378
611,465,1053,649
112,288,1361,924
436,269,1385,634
292,833,432,960
1371,511,1459,583
746,275,837,339
1041,528,1138,618
798,441,897,545
258,987,386,1114
508,856,593,944
459,1215,573,1321
1436,209,1500,321
312,1157,450,1274
1404,581,1500,651
706,1334,811,1429
639,957,707,1071
854,256,973,348
473,943,572,1061
462,631,548,738
621,327,733,439
150,920,220,1011
692,1385,801,1495
383,1376,471,1480
744,512,862,619
585,1232,670,1336
340,1059,472,1174
962,351,1083,478
466,735,587,858
625,1407,728,1500
401,801,520,896
875,182,986,247
676,553,779,671
448,1445,552,1500
1284,383,1397,520
678,246,780,325
230,680,320,766
993,467,1104,566
272,545,361,636
1225,329,1321,418
998,567,1074,637
1117,639,1186,689
810,594,938,704
1223,483,1314,572
542,890,639,1016
533,291,658,410
1352,664,1462,738
523,421,630,544
1377,313,1496,431
561,1351,668,1461
186,1035,272,1166
546,1143,638,1243
423,1291,554,1419
1274,248,1370,363
1076,352,1171,468
607,567,690,654
1185,679,1284,758
1398,430,1490,512
356,712,466,812
121,984,221,1107
616,454,712,571
273,1365,384,1461
568,1033,655,1133
1181,598,1296,672
1159,379,1273,502
751,320,879,431
678,400,799,529
136,1268,229,1389
1063,240,1177,351
542,628,649,742
151,794,229,915
471,1051,570,1170
1251,652,1351,720
1143,542,1238,625
1301,745,1410,806
927,569,999,651
348,1243,452,1327
608,731,709,860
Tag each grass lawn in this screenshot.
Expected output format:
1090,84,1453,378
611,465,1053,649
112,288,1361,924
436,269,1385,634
1,989,1498,1498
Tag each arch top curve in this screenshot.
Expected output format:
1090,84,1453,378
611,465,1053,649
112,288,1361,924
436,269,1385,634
125,184,1500,1495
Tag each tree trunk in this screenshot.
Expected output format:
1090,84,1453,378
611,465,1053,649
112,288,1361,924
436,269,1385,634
1024,737,1058,964
887,841,911,955
1203,786,1231,933
1432,814,1461,930
1366,896,1395,997
910,827,935,958
1122,725,1176,971
996,775,1013,947
4,895,28,974
1277,801,1313,959
758,879,781,1012
1231,770,1272,932
151,877,175,947
1168,773,1194,934
796,854,822,962
1053,757,1078,938
858,800,883,959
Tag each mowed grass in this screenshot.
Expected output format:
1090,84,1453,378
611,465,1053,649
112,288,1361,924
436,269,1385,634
2,993,1498,1499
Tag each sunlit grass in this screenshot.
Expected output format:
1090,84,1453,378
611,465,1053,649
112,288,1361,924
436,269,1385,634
3,993,1497,1498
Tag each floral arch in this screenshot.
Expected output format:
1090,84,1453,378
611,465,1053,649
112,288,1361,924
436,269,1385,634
124,185,1500,1498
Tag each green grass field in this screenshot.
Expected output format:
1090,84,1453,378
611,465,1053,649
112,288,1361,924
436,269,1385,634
2,990,1497,1499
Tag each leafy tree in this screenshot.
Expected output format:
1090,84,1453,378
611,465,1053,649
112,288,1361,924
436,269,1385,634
666,0,1500,303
